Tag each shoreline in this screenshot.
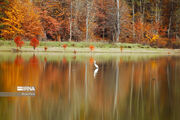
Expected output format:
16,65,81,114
0,47,179,55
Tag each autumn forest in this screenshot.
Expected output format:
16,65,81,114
0,0,180,48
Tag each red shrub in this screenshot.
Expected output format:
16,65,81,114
89,45,95,52
62,44,67,50
19,41,24,49
14,36,24,49
14,36,21,44
44,46,48,51
30,38,39,50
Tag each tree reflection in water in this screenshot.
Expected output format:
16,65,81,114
0,54,179,120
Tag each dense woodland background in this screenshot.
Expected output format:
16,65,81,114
0,0,180,48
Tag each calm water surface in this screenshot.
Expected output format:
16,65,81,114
0,53,180,120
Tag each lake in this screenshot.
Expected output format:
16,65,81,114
0,52,180,120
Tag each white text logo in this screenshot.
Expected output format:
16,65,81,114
17,86,35,91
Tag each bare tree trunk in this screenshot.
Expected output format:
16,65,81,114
155,0,158,23
86,0,90,42
140,0,142,12
69,0,73,42
158,0,161,23
155,0,160,46
132,0,135,41
168,0,174,39
103,0,105,41
116,0,120,42
103,27,105,41
168,16,172,39
140,0,145,44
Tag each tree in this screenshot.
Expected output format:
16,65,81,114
0,0,43,40
116,0,120,42
0,0,179,48
14,36,24,49
94,0,132,42
94,0,116,42
39,9,60,41
30,38,39,50
21,1,43,39
0,0,24,39
0,0,9,34
37,0,72,41
69,0,73,42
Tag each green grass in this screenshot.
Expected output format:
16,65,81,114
0,40,152,49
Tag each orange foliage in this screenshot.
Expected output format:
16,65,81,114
22,1,43,39
38,1,71,40
39,9,60,40
135,20,151,44
134,19,168,47
0,0,43,39
157,37,168,47
0,0,24,39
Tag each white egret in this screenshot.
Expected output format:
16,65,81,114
94,60,99,78
94,60,99,69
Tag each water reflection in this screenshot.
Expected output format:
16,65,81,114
0,54,180,120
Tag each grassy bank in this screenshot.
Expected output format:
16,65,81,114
0,40,151,48
0,40,179,54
